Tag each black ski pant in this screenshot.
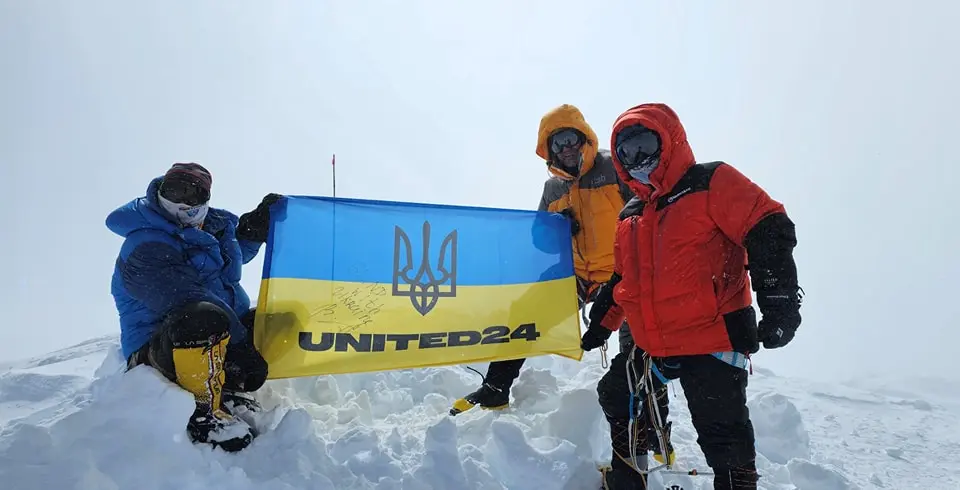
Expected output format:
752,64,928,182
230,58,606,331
597,349,758,489
126,301,269,393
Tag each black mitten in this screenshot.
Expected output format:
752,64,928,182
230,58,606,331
237,193,283,243
743,212,802,350
756,289,802,349
580,325,612,351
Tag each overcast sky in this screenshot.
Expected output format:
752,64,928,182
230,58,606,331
2,0,957,383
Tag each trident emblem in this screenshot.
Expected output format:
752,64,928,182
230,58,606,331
392,221,458,316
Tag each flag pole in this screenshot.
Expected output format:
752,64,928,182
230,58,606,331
330,153,337,282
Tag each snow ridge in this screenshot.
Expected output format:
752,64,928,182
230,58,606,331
0,336,957,489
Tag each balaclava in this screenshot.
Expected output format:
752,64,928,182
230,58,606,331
157,162,212,228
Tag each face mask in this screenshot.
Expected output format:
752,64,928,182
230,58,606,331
627,155,660,184
159,194,209,228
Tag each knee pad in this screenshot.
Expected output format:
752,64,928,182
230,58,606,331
164,301,232,347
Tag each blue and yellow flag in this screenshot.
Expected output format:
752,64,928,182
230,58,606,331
252,196,583,379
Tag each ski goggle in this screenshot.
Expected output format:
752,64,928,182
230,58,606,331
615,126,661,170
160,177,210,206
549,128,583,154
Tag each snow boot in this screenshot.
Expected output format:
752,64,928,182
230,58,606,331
599,453,649,490
187,405,254,453
712,462,759,490
172,330,254,452
223,390,262,414
449,382,509,415
221,389,263,435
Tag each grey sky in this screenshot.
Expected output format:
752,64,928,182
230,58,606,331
2,1,957,383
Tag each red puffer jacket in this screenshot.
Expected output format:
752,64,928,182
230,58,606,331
603,103,795,357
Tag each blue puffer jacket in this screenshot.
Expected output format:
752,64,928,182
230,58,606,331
106,176,262,359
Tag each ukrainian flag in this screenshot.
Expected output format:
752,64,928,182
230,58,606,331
253,196,583,379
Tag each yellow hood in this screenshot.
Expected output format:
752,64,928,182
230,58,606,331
536,104,600,180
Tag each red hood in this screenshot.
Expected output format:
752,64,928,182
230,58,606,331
610,103,696,200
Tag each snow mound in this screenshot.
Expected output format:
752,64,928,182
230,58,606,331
749,392,811,464
1,336,958,489
787,459,860,490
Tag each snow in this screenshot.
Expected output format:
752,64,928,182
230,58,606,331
0,333,957,489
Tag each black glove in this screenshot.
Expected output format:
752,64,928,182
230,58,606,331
587,274,621,324
237,193,284,243
558,208,580,236
581,274,624,351
581,325,612,351
224,341,268,392
743,212,802,350
756,288,802,349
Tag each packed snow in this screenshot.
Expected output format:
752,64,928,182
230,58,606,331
0,333,957,489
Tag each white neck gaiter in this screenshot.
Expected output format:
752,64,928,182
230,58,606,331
158,194,208,228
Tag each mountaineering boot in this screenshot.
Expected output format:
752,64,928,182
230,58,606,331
650,421,676,466
186,405,254,453
712,462,759,490
599,452,648,490
221,389,263,436
172,329,255,452
223,389,263,414
449,382,510,415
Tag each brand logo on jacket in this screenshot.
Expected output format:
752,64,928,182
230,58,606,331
666,187,692,203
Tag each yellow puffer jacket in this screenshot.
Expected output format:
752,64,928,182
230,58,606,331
536,104,634,284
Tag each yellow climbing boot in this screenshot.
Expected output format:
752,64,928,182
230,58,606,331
449,383,509,415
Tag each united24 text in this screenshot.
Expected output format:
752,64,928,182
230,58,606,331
299,323,541,352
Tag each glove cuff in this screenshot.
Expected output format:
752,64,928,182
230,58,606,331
757,287,802,312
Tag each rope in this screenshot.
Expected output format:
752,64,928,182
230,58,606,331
624,346,672,475
464,366,485,380
644,356,671,470
625,346,643,471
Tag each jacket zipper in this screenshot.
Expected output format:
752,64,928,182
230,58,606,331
628,216,648,347
631,217,642,298
568,189,586,266
587,188,598,253
646,194,666,352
